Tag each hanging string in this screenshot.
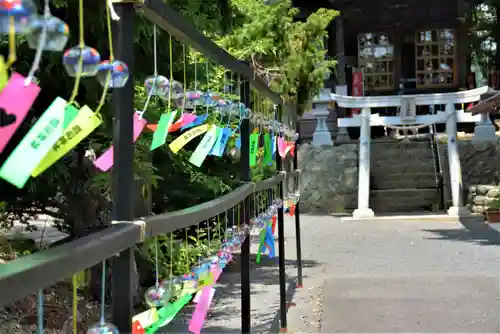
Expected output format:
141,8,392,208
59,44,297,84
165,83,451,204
67,0,86,104
154,236,160,288
6,16,16,68
106,0,120,20
25,0,50,85
153,25,157,76
140,25,158,117
99,260,107,325
193,51,198,114
182,44,187,110
207,221,211,256
206,60,210,92
217,214,222,248
94,0,115,113
37,289,44,334
72,275,78,334
197,223,201,266
204,60,210,114
185,229,190,273
167,34,173,111
169,232,174,281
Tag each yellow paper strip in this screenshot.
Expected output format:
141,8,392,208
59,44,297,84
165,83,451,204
169,124,209,154
32,105,102,177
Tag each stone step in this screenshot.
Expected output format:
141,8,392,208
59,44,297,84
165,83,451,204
370,188,440,212
371,162,436,175
372,149,434,160
372,173,437,189
372,141,434,150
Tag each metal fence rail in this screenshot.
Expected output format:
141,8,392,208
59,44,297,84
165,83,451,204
0,0,304,333
0,174,284,308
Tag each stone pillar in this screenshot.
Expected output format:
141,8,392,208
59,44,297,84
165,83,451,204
445,103,469,216
312,109,333,146
472,112,496,142
353,107,374,218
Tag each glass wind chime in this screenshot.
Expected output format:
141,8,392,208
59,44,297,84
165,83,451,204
0,0,130,190
0,0,127,332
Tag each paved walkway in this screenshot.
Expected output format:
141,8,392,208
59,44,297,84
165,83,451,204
300,215,500,333
167,214,500,333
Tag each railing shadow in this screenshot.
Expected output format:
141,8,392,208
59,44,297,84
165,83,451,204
162,252,320,333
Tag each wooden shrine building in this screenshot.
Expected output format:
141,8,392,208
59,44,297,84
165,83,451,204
296,0,483,138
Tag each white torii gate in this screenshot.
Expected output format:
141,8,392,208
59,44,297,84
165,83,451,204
331,87,489,218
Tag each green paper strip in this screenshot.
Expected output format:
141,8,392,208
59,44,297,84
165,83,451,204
249,133,259,167
256,227,266,264
188,125,220,167
0,97,78,188
263,133,272,164
146,293,192,333
150,110,177,151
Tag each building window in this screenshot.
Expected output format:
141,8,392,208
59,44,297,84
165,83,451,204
415,29,456,88
357,32,394,91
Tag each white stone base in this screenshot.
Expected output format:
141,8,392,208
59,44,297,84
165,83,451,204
447,206,470,217
352,208,375,219
472,122,496,142
312,132,333,147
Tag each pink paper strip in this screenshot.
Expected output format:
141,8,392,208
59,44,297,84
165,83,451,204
93,114,147,171
0,73,41,154
188,266,223,334
181,113,197,126
277,137,287,158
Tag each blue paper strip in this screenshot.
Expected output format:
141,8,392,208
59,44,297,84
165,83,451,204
210,127,231,156
181,113,208,131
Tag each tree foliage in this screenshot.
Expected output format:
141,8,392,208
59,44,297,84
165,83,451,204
0,0,335,239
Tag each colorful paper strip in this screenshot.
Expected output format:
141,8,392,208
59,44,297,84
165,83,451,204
209,127,231,157
188,266,223,334
0,73,41,154
150,110,177,151
189,125,219,167
263,133,272,165
93,113,146,171
0,97,77,188
249,133,259,166
169,124,209,154
32,105,102,177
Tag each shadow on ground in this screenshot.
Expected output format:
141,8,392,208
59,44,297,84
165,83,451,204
162,252,321,333
423,217,500,246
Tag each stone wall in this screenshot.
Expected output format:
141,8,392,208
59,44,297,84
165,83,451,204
299,143,358,214
299,139,500,214
468,185,500,214
439,139,500,207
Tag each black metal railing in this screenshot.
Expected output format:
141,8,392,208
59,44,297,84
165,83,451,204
0,0,303,333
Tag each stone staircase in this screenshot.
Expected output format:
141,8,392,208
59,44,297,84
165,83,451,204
370,141,441,213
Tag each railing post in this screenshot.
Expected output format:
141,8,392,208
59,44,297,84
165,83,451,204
293,119,303,288
353,107,375,218
276,104,288,332
445,103,468,216
111,3,136,332
239,73,251,333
